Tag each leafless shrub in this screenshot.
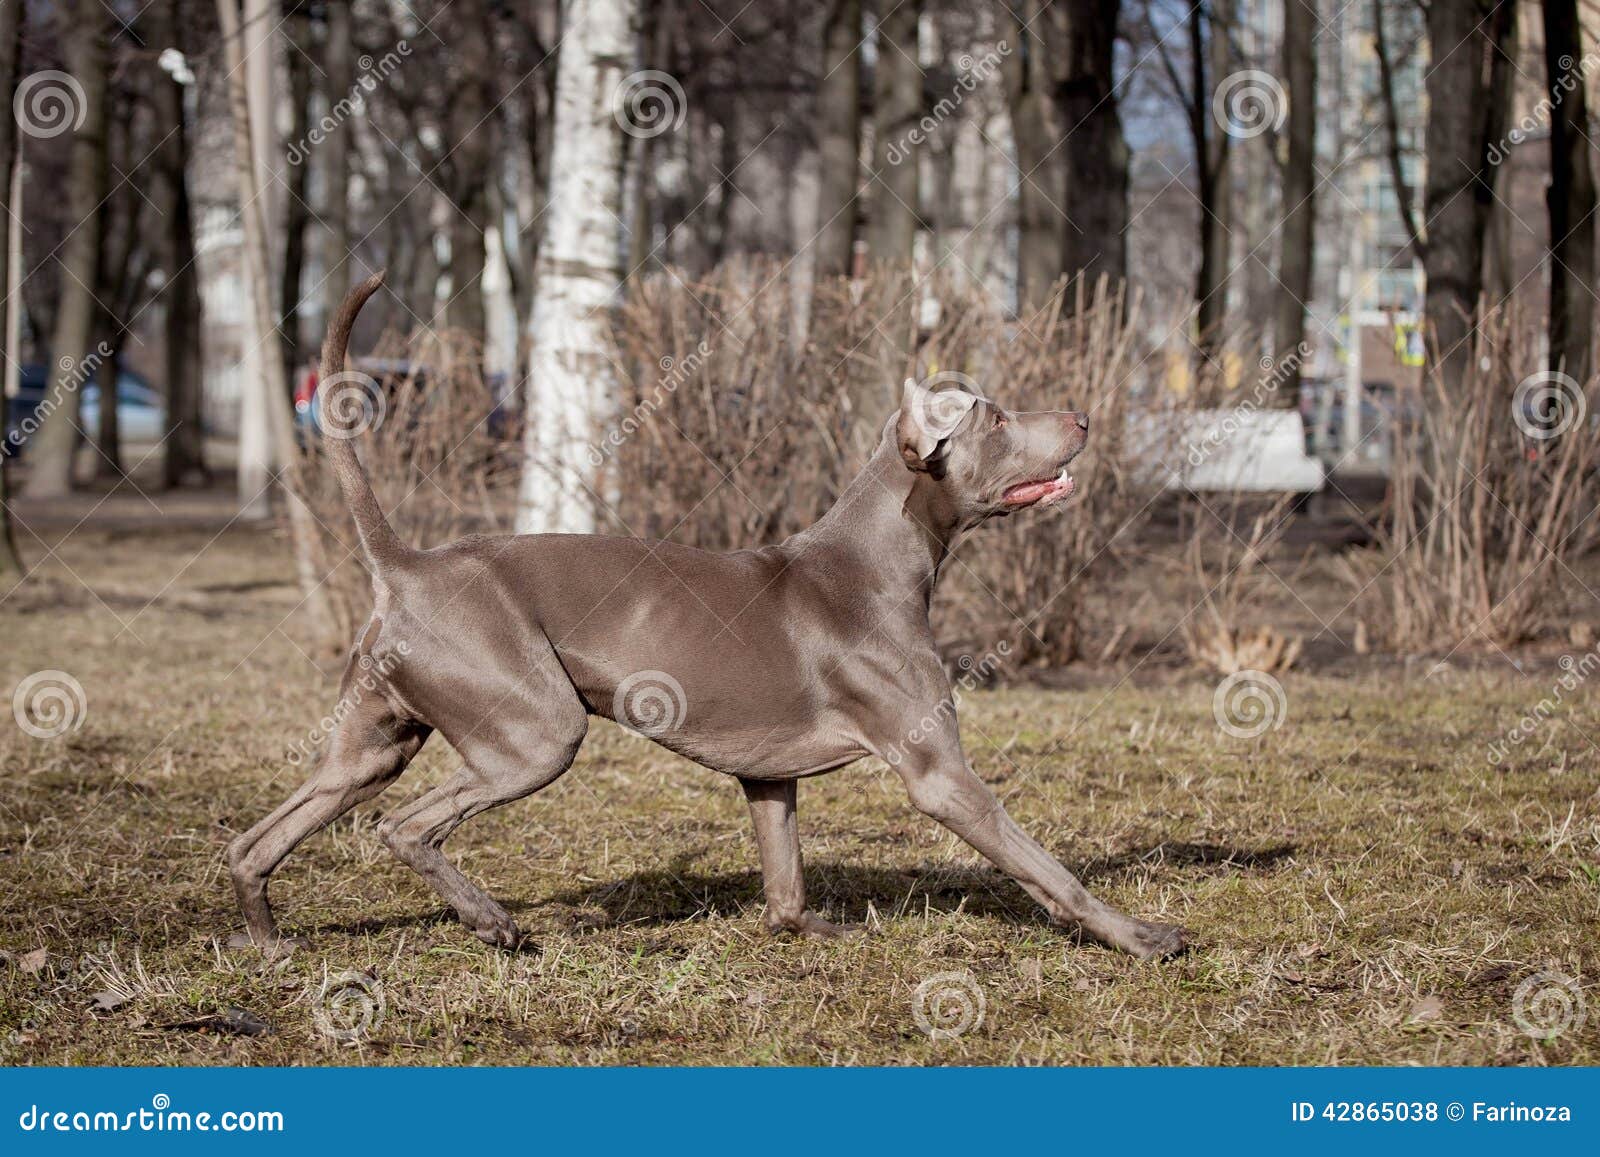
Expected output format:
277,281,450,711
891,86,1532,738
1174,492,1304,674
1336,308,1600,650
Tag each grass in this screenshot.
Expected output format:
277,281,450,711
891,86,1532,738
1,508,1597,1065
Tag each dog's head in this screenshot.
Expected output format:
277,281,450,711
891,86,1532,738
895,377,1088,524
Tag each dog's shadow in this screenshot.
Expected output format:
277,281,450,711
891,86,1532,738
545,839,1299,930
313,840,1296,938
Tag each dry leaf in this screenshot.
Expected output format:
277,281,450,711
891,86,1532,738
18,949,47,975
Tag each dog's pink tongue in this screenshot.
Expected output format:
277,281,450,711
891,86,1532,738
1003,475,1072,506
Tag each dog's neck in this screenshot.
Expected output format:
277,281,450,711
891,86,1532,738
796,435,965,600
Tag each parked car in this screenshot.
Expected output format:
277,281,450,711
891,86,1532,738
81,374,166,444
4,365,166,457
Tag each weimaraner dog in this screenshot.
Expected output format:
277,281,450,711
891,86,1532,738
227,273,1187,961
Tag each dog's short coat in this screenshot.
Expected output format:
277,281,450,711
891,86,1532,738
227,273,1188,960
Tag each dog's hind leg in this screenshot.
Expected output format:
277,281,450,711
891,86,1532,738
376,669,587,949
228,685,430,953
739,778,862,939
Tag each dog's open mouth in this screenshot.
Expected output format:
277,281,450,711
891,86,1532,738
1000,468,1075,508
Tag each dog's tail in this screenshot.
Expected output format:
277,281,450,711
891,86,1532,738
320,271,408,571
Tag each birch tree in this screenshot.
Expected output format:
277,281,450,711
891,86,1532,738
0,0,24,574
218,0,331,633
20,0,108,498
515,0,637,534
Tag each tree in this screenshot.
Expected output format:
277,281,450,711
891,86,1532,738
150,0,208,488
515,0,637,534
439,0,494,353
814,0,861,279
1003,0,1065,313
218,0,331,633
1271,0,1315,407
1422,0,1513,391
279,0,313,392
1193,0,1231,355
1542,0,1594,383
20,0,109,498
321,0,354,316
1057,0,1128,287
1149,0,1232,355
868,0,919,266
0,0,25,574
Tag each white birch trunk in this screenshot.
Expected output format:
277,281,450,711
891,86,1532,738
218,0,330,634
515,0,637,535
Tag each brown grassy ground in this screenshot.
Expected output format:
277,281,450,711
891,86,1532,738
1,493,1597,1065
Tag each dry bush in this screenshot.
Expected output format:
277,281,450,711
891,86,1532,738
1173,492,1304,674
1337,308,1600,650
609,264,1174,668
296,331,519,645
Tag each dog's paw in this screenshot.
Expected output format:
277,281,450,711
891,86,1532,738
1124,919,1189,961
467,912,529,951
769,911,867,941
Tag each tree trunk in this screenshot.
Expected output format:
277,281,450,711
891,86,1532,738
1423,0,1514,391
515,0,636,535
1057,0,1127,287
443,0,492,352
1193,0,1231,356
21,0,109,499
152,0,208,488
279,0,313,393
218,0,332,635
0,0,25,574
1543,0,1595,383
868,0,919,266
321,0,354,318
1004,0,1063,314
814,0,861,279
1271,0,1315,406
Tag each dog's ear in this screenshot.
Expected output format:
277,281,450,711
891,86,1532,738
897,377,978,471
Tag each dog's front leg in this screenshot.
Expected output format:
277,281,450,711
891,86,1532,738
739,777,862,939
892,745,1187,960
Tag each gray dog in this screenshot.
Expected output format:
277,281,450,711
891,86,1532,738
228,274,1187,961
